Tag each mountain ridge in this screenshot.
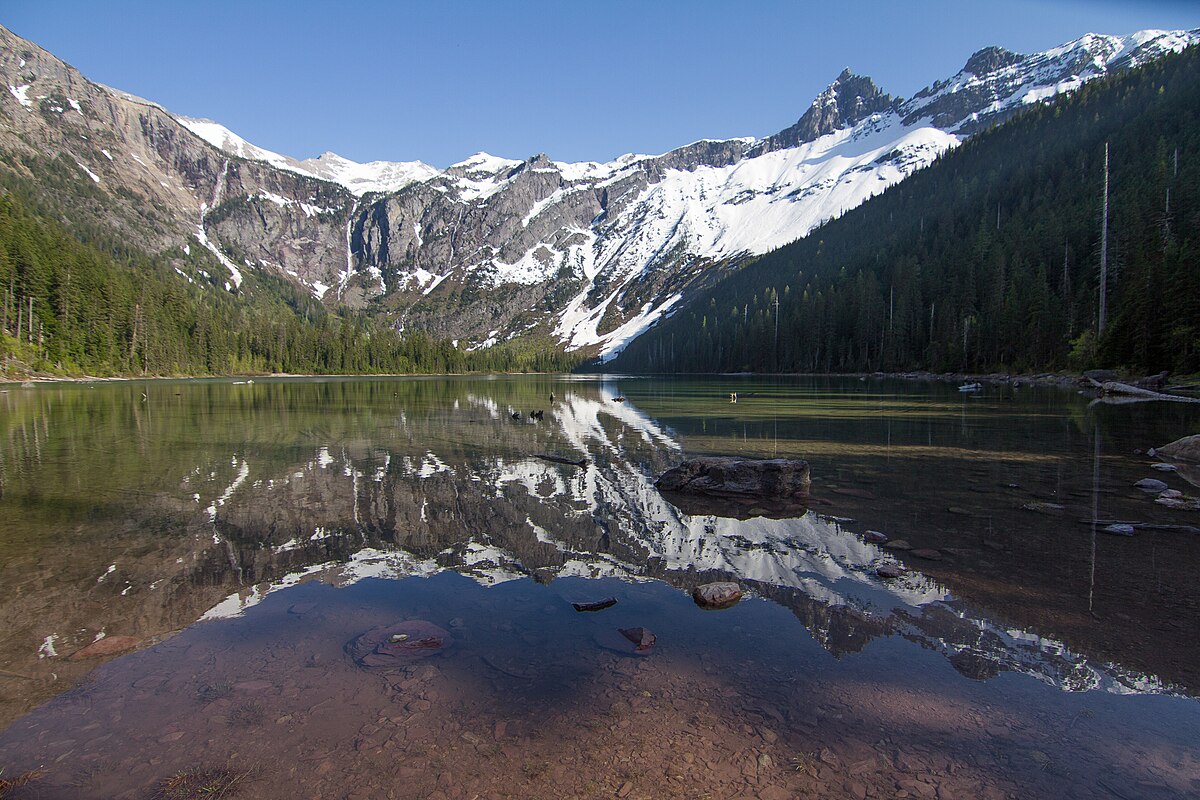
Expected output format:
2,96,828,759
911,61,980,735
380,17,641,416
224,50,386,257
2,24,1196,360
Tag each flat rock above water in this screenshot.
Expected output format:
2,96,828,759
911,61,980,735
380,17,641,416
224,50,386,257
692,582,744,610
656,457,811,499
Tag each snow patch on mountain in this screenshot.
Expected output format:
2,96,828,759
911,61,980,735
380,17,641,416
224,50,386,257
177,117,436,196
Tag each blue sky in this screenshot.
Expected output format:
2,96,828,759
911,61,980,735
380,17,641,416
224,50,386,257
4,1,1199,167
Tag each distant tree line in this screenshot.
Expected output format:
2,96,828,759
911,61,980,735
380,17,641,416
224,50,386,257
612,44,1200,376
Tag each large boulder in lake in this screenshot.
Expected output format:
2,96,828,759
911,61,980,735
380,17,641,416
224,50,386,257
656,457,811,500
692,582,743,610
1157,434,1200,463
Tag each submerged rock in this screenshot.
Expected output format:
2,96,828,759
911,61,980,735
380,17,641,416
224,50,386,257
1102,524,1135,536
692,582,743,610
883,539,911,550
347,620,453,669
910,548,943,561
619,627,657,652
1135,478,1169,493
68,635,140,661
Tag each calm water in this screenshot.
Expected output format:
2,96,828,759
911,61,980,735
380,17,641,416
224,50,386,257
1,375,1198,799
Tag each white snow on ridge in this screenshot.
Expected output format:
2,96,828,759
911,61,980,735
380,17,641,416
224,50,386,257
179,117,295,171
295,151,439,196
451,151,522,174
176,117,437,196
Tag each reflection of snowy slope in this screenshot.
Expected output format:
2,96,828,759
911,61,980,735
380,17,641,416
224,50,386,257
193,388,1175,696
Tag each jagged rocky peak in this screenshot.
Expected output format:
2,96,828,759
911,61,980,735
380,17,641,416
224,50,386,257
963,45,1024,76
752,68,898,155
508,152,556,176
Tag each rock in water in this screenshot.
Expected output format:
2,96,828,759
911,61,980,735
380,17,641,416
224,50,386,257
656,457,810,499
692,582,743,610
875,564,906,580
1135,478,1169,492
347,621,453,669
571,597,617,612
1157,435,1200,463
1102,524,1135,536
619,627,656,652
863,530,889,544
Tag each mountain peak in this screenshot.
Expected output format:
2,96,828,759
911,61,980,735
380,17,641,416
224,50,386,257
963,45,1023,76
750,69,897,156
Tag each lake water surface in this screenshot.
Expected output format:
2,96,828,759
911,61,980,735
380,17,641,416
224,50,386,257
1,375,1198,799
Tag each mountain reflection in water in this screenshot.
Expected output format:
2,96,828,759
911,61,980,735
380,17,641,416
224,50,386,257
1,376,1199,799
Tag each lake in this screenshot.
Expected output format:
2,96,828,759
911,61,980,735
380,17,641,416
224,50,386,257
1,375,1198,799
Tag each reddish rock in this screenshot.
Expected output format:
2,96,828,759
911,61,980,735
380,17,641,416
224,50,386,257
348,620,453,669
620,627,656,652
876,565,906,580
910,548,943,561
864,530,889,544
68,635,140,661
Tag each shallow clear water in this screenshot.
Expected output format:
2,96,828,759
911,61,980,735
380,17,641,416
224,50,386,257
1,375,1198,799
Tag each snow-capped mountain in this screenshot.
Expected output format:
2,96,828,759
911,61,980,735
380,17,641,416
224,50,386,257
2,24,1196,357
177,117,439,195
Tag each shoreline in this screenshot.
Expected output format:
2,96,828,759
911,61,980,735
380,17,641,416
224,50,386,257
3,368,1191,392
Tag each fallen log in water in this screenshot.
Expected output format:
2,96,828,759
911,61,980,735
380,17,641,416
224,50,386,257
1088,379,1200,404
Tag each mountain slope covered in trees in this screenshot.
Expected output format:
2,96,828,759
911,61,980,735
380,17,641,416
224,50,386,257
0,186,577,377
610,44,1200,376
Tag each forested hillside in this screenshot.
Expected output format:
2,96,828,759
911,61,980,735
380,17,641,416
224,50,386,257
611,45,1200,375
0,187,578,377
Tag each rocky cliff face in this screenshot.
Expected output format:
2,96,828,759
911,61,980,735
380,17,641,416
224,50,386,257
2,24,1197,356
0,25,355,296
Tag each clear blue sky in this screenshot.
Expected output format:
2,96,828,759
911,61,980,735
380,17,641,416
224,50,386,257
4,1,1199,167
